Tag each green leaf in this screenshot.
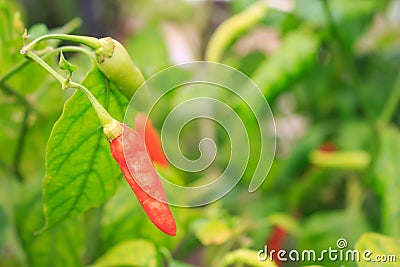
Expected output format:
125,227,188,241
295,0,381,46
194,218,232,246
16,178,84,267
27,23,48,41
295,0,379,26
125,25,169,77
0,0,24,74
0,177,29,266
251,28,319,100
43,67,128,229
59,52,77,74
94,239,157,267
355,233,400,267
0,203,7,251
374,126,400,237
99,183,144,253
222,249,277,267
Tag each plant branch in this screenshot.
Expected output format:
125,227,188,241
13,108,30,182
205,1,268,62
346,173,362,212
0,83,39,113
49,17,82,36
23,48,117,130
69,81,115,126
21,34,100,53
1,46,93,118
1,45,94,84
50,46,95,62
321,0,374,121
23,50,66,84
379,73,400,126
0,60,30,84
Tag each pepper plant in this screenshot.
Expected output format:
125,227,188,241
1,0,400,267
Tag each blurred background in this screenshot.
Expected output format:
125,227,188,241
1,0,400,266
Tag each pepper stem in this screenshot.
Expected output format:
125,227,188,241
23,49,122,141
70,81,122,140
21,33,101,54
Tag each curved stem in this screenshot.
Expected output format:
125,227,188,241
21,34,100,53
379,73,400,127
47,46,95,62
49,17,82,36
23,49,118,131
1,46,94,116
0,60,30,84
205,1,268,62
321,0,374,122
24,50,65,84
69,81,115,126
0,83,39,113
346,174,362,212
1,46,93,84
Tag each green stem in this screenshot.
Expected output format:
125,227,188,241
0,17,82,83
288,168,326,212
51,46,94,60
321,0,374,122
1,46,93,84
205,1,268,62
0,60,29,83
13,108,29,182
23,50,116,129
160,247,173,264
379,73,400,126
49,17,82,36
346,174,362,212
0,82,39,113
321,0,349,55
1,46,93,117
24,50,65,84
21,34,100,53
69,81,115,126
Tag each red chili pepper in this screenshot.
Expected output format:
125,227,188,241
267,226,288,267
319,141,336,153
109,123,176,236
135,112,169,167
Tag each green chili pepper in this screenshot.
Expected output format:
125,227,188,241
251,28,320,100
95,37,145,99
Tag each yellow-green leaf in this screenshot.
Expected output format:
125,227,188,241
374,126,400,237
195,218,232,245
94,239,157,267
222,249,277,267
355,233,400,267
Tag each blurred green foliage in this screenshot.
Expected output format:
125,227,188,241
1,0,400,266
